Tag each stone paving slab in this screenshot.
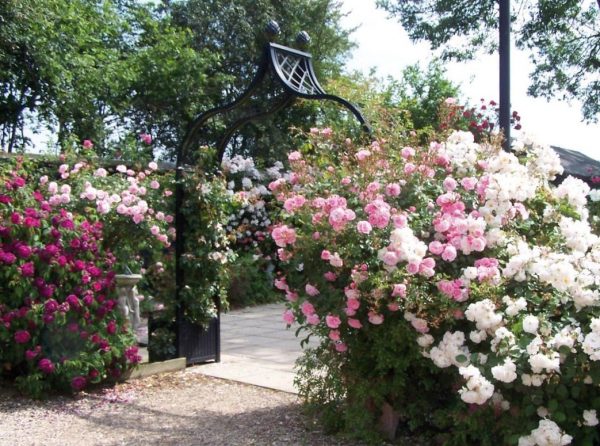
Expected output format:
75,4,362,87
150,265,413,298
193,303,315,394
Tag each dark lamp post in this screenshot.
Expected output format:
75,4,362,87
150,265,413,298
499,0,511,150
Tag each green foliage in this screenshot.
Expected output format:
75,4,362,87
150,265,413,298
376,0,600,122
227,252,281,309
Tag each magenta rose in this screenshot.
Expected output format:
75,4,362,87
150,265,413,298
14,330,31,344
38,358,55,374
70,376,87,391
20,262,35,277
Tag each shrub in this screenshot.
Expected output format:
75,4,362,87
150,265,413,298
0,159,140,397
273,129,600,445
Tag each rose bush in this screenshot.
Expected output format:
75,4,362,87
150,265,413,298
0,158,140,398
273,129,600,445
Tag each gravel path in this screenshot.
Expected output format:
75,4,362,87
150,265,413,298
0,370,363,446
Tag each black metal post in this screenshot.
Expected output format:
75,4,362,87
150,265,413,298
499,0,511,150
174,164,185,359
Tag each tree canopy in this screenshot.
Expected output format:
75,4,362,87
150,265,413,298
376,0,600,122
0,0,353,160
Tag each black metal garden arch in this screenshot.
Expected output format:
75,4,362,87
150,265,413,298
173,22,371,364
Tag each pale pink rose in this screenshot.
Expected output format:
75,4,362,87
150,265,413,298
324,271,337,281
165,215,174,223
325,314,341,329
301,301,315,316
406,262,420,274
443,177,457,191
58,164,69,174
96,201,111,214
328,330,341,341
429,240,445,255
310,127,319,134
321,127,332,137
156,212,165,221
164,190,173,197
356,220,372,234
344,288,360,300
116,204,128,214
306,314,320,325
272,225,297,247
312,231,320,240
334,342,348,352
148,161,158,170
366,181,380,193
116,164,127,173
329,253,343,268
391,284,407,297
278,249,292,261
355,149,371,161
288,151,302,161
274,277,288,290
346,297,360,311
345,308,357,317
392,214,408,228
381,250,399,266
340,177,351,185
441,245,457,262
39,175,49,185
94,168,108,177
286,290,298,302
283,310,295,325
470,237,486,252
385,183,401,196
132,214,144,224
444,97,456,105
461,177,478,191
387,302,400,312
411,318,429,333
150,225,160,235
401,146,415,159
305,283,320,297
404,163,416,174
347,318,362,329
150,180,160,189
321,250,331,260
368,312,384,325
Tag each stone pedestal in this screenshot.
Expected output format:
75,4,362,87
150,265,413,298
115,274,143,331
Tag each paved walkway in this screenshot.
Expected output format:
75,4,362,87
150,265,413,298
190,303,310,394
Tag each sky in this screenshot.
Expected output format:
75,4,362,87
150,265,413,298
339,0,600,160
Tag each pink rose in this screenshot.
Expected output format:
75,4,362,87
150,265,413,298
305,283,320,297
283,310,295,325
356,220,372,234
368,312,384,325
347,318,362,329
38,358,55,374
82,139,94,149
326,314,341,329
140,133,152,144
391,284,407,297
14,330,31,344
320,250,331,260
334,342,348,352
385,183,401,196
301,301,315,316
306,314,320,325
411,318,429,333
71,376,87,391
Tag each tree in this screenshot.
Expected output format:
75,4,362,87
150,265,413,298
376,0,600,122
166,0,355,161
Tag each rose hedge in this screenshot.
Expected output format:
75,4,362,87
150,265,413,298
0,159,140,397
273,130,600,445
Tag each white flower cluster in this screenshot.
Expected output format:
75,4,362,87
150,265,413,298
589,189,600,202
479,150,538,228
428,331,469,368
439,130,485,175
582,317,600,360
378,227,427,269
491,357,517,383
458,365,495,405
502,295,528,316
518,419,572,446
558,217,597,254
554,176,590,218
221,155,261,178
465,299,503,332
512,135,563,181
